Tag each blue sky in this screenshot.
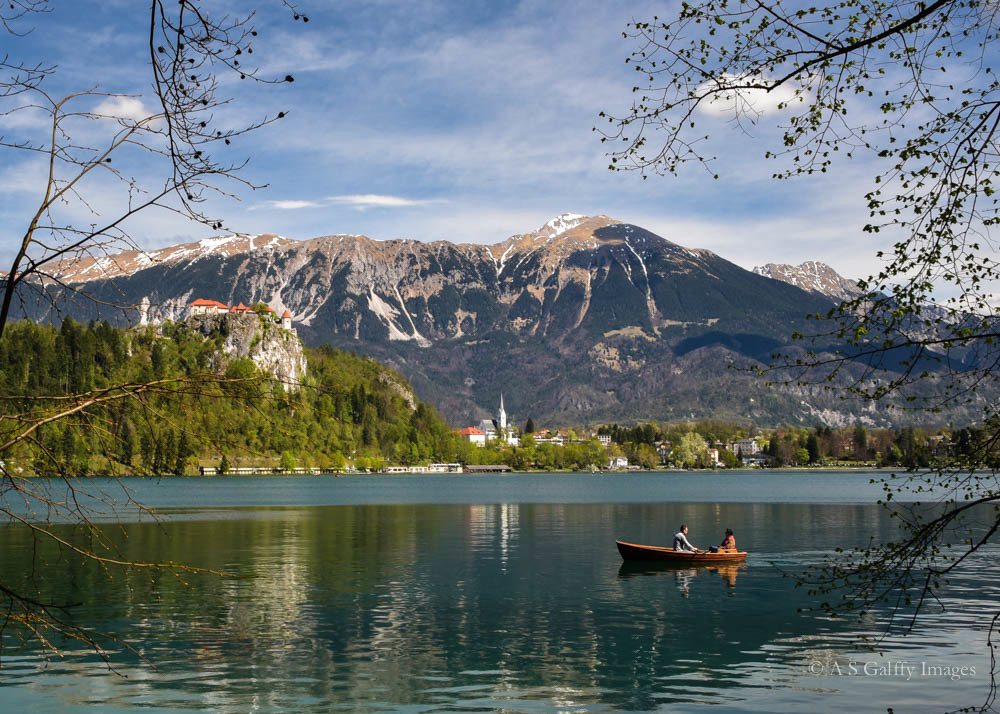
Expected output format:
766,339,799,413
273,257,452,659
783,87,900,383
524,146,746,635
0,0,892,277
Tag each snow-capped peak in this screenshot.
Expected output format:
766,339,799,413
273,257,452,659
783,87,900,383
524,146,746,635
541,213,588,238
753,261,862,302
197,235,240,252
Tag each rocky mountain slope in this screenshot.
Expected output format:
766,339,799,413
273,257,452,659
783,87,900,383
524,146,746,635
14,215,971,427
752,261,862,303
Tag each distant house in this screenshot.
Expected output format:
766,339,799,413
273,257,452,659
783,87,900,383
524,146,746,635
732,438,760,456
477,419,498,442
743,453,772,467
608,456,629,470
533,430,566,446
460,426,486,447
597,434,611,447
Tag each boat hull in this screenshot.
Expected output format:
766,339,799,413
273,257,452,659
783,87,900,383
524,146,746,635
616,540,748,563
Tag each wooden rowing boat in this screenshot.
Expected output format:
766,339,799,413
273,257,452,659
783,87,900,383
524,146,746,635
616,540,748,563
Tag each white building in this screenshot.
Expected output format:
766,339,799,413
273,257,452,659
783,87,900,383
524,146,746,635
460,426,487,447
495,394,519,446
474,394,518,446
732,438,760,456
188,298,229,315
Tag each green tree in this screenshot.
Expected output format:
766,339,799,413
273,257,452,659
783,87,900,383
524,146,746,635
853,425,869,461
806,433,821,465
174,431,191,476
672,431,708,468
793,448,810,467
328,452,348,472
635,443,660,470
279,451,298,471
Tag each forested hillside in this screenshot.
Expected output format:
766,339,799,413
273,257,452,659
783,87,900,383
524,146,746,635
0,319,459,475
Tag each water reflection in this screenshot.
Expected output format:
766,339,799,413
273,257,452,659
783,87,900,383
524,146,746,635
618,561,746,591
0,501,995,713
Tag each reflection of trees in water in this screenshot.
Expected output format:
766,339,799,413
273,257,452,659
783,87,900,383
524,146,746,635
0,502,993,711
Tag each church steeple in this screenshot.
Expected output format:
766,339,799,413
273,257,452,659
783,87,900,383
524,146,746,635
498,393,507,430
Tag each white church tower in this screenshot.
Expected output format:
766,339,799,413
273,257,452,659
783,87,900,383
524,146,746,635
498,393,508,431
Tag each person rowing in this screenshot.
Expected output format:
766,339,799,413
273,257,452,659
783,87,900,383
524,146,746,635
672,524,700,553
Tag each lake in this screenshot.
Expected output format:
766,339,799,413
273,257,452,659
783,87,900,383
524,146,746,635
0,471,995,713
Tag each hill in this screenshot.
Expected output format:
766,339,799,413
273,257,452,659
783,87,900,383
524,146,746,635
0,317,457,475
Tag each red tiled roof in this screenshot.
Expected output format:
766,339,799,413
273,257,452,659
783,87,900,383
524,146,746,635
460,427,485,436
190,298,228,308
282,310,291,318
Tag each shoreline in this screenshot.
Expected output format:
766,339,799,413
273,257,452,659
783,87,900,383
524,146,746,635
25,465,910,478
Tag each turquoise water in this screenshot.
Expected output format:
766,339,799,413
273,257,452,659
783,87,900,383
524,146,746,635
0,472,995,712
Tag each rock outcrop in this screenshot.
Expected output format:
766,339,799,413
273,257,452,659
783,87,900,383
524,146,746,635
186,312,307,390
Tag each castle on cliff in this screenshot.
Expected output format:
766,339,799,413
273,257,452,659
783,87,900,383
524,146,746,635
188,298,293,331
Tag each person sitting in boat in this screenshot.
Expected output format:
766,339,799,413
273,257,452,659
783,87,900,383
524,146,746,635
672,525,699,553
719,528,737,552
708,528,737,554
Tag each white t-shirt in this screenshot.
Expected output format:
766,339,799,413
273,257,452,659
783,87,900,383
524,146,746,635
673,531,696,552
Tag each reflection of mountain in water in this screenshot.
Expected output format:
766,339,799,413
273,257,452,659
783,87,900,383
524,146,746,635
0,502,995,712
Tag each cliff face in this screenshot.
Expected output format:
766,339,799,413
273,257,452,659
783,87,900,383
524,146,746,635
186,313,307,390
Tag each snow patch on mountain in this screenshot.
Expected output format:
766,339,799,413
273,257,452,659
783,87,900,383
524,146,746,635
541,213,588,238
367,287,430,346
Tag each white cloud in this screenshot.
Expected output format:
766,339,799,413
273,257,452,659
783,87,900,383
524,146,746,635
254,199,324,211
248,194,444,214
92,96,152,122
327,194,442,209
697,73,810,119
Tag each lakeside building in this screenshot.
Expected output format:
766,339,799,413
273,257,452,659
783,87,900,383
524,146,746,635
468,395,519,446
382,463,463,474
731,438,761,457
459,426,487,447
200,465,321,475
532,430,566,446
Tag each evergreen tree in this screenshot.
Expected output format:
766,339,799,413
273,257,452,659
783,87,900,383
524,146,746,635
806,433,821,464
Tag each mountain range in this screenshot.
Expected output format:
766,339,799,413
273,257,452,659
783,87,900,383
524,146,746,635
17,214,960,427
